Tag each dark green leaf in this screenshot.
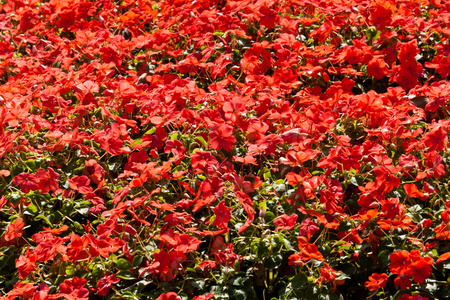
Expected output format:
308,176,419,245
192,279,205,290
114,258,133,271
132,255,144,268
264,254,283,269
291,273,308,289
116,271,136,280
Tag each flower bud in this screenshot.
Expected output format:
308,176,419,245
259,207,265,218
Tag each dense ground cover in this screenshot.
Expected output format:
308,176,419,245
1,0,450,299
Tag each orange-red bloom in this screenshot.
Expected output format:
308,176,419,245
365,273,388,291
4,217,25,242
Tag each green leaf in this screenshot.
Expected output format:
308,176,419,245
319,292,343,300
263,169,272,180
192,279,205,290
291,273,308,289
377,250,390,271
273,183,286,194
92,264,104,278
349,175,363,187
144,128,156,135
264,254,283,269
211,292,229,299
251,238,269,259
406,213,421,223
34,214,53,227
304,285,321,300
24,204,38,215
228,277,247,286
9,193,22,204
213,30,225,36
24,159,36,171
65,265,76,276
264,211,276,224
76,207,89,216
132,139,143,147
282,238,296,251
195,136,208,148
114,258,133,271
170,133,180,140
116,271,136,280
229,288,247,300
132,255,144,268
71,221,83,231
366,26,380,40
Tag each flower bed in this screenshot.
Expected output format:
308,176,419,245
1,0,450,299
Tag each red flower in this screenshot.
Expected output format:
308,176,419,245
15,247,37,279
394,274,412,290
369,1,393,30
214,247,241,268
373,166,400,193
259,6,277,29
365,273,388,291
398,40,420,65
66,234,90,262
422,127,448,152
142,250,187,281
342,46,364,65
208,124,236,152
100,136,130,155
285,149,321,166
409,250,434,284
36,167,60,194
380,197,405,219
2,282,35,299
193,293,215,300
97,274,120,296
190,151,219,174
236,191,256,233
241,43,273,75
437,252,450,263
32,234,66,262
397,294,429,300
289,237,324,264
4,217,25,242
156,292,180,300
197,260,217,275
337,228,363,245
390,249,434,289
390,250,411,275
213,201,232,230
317,263,337,283
223,97,246,124
273,214,298,231
68,175,92,194
12,173,39,193
84,159,104,184
404,183,425,199
86,234,125,259
157,228,201,253
58,277,89,300
425,55,450,78
233,155,258,166
367,57,389,79
299,218,320,239
377,215,413,231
